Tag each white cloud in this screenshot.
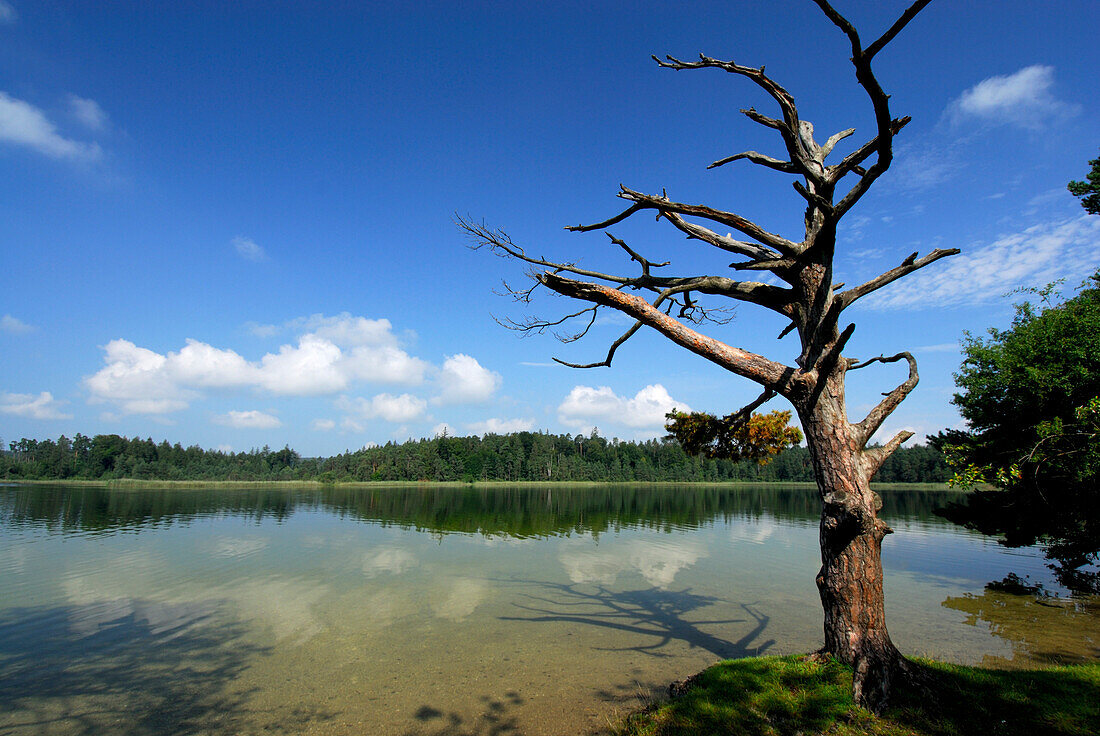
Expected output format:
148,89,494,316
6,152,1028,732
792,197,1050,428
343,344,430,385
0,2,16,25
171,339,256,387
233,236,266,262
85,314,431,415
257,335,347,395
213,410,281,429
300,314,397,346
466,417,535,435
948,65,1078,128
311,418,336,431
0,91,101,160
338,393,427,423
861,216,1100,310
558,384,688,430
1,314,33,334
434,353,500,404
0,391,73,420
68,94,108,131
85,339,193,414
432,422,454,437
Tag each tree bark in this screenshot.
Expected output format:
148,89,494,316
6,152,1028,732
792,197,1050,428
798,366,905,713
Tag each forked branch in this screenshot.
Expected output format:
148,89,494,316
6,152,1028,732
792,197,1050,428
812,0,932,215
850,352,919,447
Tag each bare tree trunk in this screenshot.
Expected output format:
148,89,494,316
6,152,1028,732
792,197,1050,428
798,367,905,713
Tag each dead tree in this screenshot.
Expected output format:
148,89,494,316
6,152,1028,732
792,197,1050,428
462,0,955,712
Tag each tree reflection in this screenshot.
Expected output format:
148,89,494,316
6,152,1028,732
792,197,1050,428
936,490,1100,595
942,582,1100,667
2,483,963,539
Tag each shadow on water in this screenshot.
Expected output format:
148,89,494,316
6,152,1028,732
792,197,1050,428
0,601,332,735
499,580,775,661
403,691,525,736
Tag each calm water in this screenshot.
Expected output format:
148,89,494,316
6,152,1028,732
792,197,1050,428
1,483,1097,735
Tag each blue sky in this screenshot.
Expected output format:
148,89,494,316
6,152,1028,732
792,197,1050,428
2,0,1098,456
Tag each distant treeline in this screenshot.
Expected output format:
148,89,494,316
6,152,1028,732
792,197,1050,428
1,431,948,484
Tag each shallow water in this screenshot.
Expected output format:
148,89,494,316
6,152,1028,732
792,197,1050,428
1,484,1096,735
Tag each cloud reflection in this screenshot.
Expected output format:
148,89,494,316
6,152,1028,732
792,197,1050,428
431,578,489,621
362,547,419,577
559,539,706,590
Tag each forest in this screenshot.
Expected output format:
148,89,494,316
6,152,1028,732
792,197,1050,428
1,430,949,484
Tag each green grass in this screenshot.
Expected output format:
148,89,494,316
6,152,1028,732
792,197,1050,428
615,656,1100,736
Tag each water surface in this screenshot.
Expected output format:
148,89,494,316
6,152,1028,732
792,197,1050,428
1,483,1096,735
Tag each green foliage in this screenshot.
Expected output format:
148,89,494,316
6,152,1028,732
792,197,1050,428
615,656,1100,736
0,430,946,484
940,273,1100,592
1068,149,1100,215
949,272,1100,487
664,409,803,464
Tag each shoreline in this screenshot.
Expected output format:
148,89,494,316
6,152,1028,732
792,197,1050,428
2,478,952,491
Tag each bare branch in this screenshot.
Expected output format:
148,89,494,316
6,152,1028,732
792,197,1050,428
861,429,915,479
727,388,778,426
655,54,826,184
836,247,961,310
654,54,798,125
811,0,863,53
793,180,835,213
659,212,780,261
829,116,910,181
741,107,784,131
553,321,643,369
560,306,599,342
650,275,795,313
566,202,645,233
729,257,797,272
865,0,935,60
812,0,928,216
606,233,669,276
820,128,855,158
708,150,798,173
539,271,803,394
851,352,919,448
490,304,596,339
495,277,540,304
618,186,803,256
460,216,636,285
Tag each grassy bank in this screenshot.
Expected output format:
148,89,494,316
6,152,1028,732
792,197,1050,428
616,655,1099,736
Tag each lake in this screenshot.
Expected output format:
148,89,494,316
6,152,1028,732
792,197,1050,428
1,483,1097,735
